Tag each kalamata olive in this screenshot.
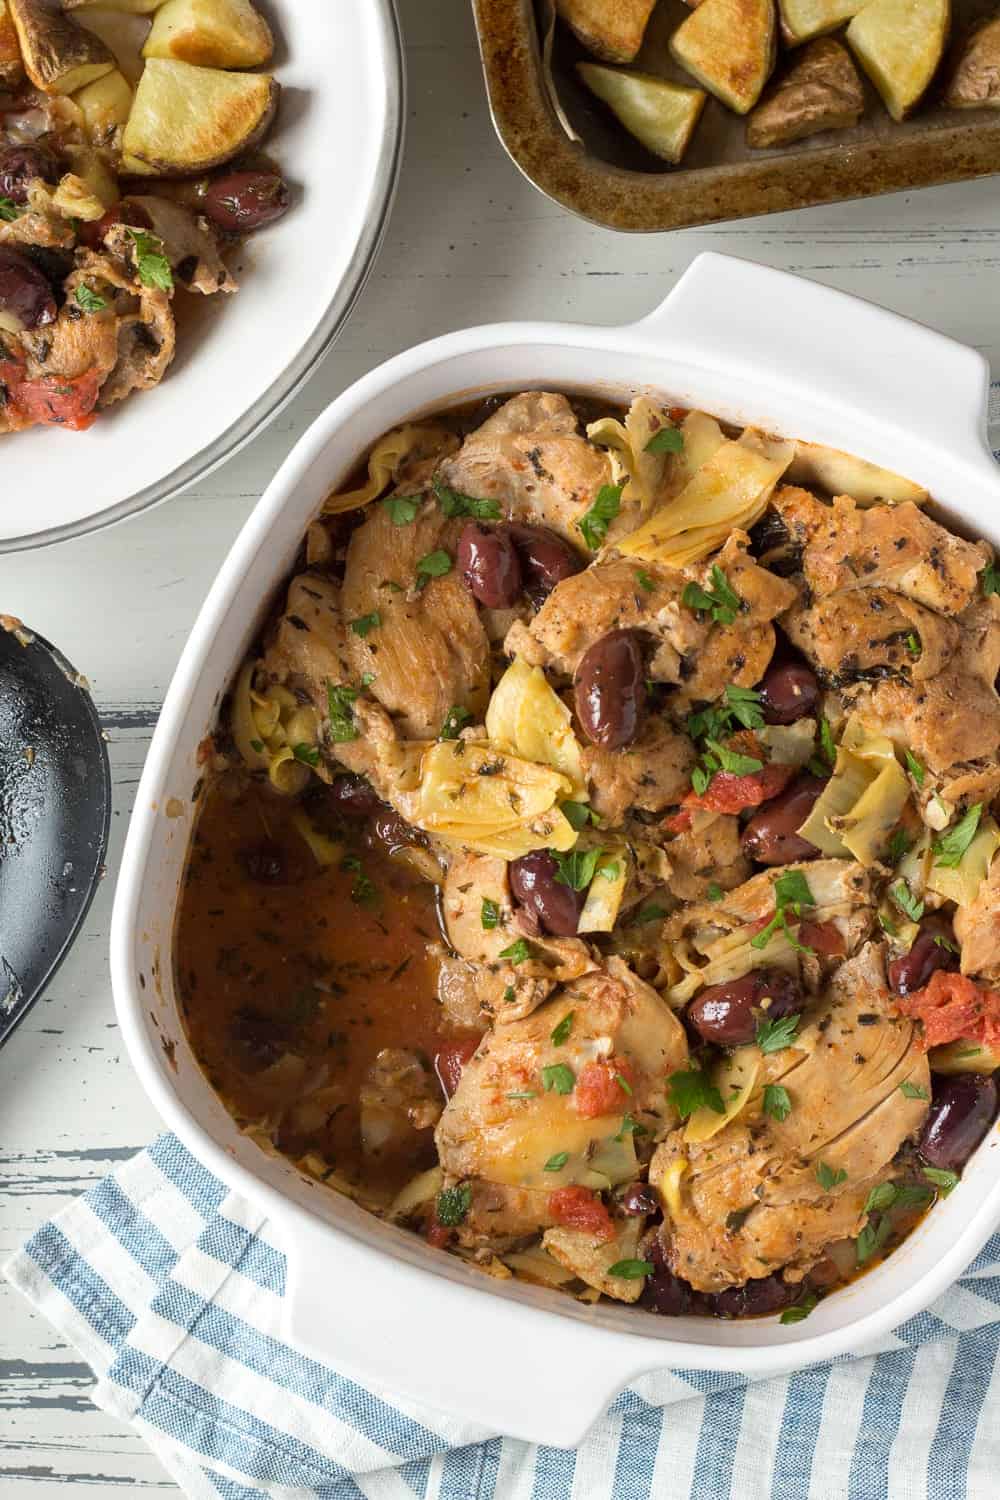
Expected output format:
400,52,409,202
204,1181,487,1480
574,629,645,750
619,1181,659,1216
0,143,58,204
741,774,824,866
457,521,522,608
640,1238,694,1316
508,850,585,937
918,1074,998,1172
508,523,584,607
759,660,820,725
366,807,421,855
327,772,381,818
238,839,287,883
687,968,802,1047
888,927,959,996
201,171,290,233
710,1273,795,1319
0,246,56,334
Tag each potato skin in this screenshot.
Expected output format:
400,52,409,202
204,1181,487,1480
8,0,114,95
945,16,1000,109
748,36,864,146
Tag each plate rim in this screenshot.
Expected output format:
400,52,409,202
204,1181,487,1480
0,0,405,557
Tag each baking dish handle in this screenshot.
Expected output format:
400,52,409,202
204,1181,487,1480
280,1208,648,1449
628,252,994,472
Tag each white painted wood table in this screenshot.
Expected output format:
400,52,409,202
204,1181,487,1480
3,1,1000,1491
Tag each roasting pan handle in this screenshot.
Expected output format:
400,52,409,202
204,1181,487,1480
280,1205,654,1449
628,252,995,481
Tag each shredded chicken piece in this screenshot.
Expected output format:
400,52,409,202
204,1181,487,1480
782,588,958,685
442,850,592,983
69,253,175,407
955,862,1000,985
581,718,695,825
125,197,237,296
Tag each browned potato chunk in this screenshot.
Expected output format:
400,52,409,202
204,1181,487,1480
578,63,706,162
556,0,657,63
945,15,1000,108
8,0,114,94
142,0,273,70
0,0,24,88
748,37,864,147
670,0,777,114
778,0,866,45
846,0,950,122
122,57,278,174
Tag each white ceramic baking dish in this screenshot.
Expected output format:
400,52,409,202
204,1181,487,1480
111,252,1000,1450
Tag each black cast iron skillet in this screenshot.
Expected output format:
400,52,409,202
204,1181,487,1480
0,618,111,1048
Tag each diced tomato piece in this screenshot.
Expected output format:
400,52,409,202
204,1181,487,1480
3,361,103,431
684,763,795,816
749,912,774,936
896,971,1000,1052
574,1056,636,1119
434,1037,480,1098
548,1186,616,1242
426,1220,452,1248
664,809,692,834
798,920,845,957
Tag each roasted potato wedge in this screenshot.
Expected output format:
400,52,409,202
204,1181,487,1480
778,0,866,44
63,0,163,13
74,6,150,84
123,57,278,174
748,37,863,146
670,0,777,114
0,0,24,88
9,0,114,93
945,15,1000,108
846,0,950,121
142,0,273,69
556,0,657,63
74,65,133,143
578,63,706,162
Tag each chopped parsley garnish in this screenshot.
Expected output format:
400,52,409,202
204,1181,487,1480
762,1084,792,1122
503,984,516,1003
856,1214,892,1266
878,911,899,936
780,1294,818,1325
292,743,319,767
361,671,376,687
893,1184,934,1211
550,1011,574,1046
887,827,912,865
923,1166,959,1195
544,1151,570,1173
350,869,377,906
326,681,359,742
561,800,599,831
687,684,764,741
815,1161,847,1191
416,549,452,586
506,1089,537,1099
350,611,380,638
933,934,959,954
125,227,173,291
645,425,684,454
440,703,472,740
615,1072,633,1095
819,717,836,766
250,738,264,753
635,902,667,925
607,1259,655,1279
954,1046,982,1059
905,633,921,658
600,861,621,881
667,1066,725,1120
682,565,742,627
890,879,924,923
0,196,19,222
75,283,107,313
904,749,925,787
980,561,1000,598
932,803,983,869
578,481,624,551
636,569,655,593
899,1080,930,1100
541,1062,575,1095
436,1184,472,1227
615,1112,647,1141
750,869,816,953
550,846,603,891
756,1013,801,1055
499,938,532,965
383,495,419,525
432,477,502,520
707,740,764,776
481,897,501,930
863,1182,900,1215
707,882,724,902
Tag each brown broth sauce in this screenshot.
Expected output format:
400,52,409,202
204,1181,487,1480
175,775,471,1200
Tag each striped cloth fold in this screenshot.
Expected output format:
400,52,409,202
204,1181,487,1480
6,1133,1000,1500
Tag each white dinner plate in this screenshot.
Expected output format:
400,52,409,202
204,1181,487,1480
1,0,404,553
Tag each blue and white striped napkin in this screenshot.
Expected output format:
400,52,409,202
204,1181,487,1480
6,1131,1000,1500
